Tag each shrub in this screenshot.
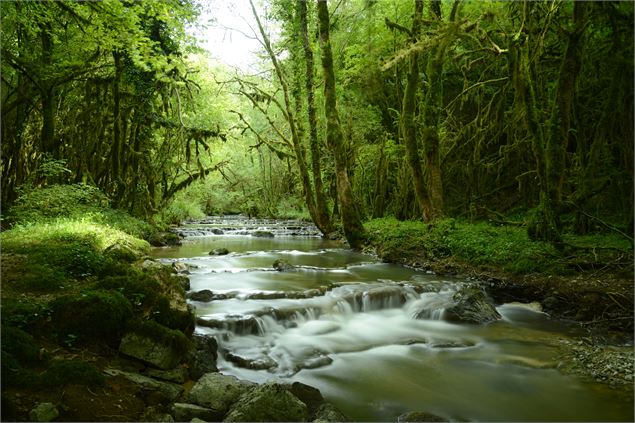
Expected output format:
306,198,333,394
51,290,133,345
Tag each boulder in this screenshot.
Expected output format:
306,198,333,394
187,290,215,302
146,366,189,383
252,231,274,238
119,332,181,370
104,368,183,401
444,287,501,324
225,352,277,370
171,403,223,422
273,259,294,272
188,349,218,380
140,259,167,271
313,403,348,422
211,228,225,235
209,248,229,256
105,243,141,262
172,262,190,274
189,373,254,414
173,274,190,291
29,403,59,422
149,232,182,247
287,382,324,417
141,406,174,422
397,411,447,422
224,383,308,422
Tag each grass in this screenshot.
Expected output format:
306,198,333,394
365,217,631,274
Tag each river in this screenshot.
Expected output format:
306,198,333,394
152,216,633,422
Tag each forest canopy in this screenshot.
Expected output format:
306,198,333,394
1,0,633,247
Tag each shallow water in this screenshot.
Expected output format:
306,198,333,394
153,217,634,422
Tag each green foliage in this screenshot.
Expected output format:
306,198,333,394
7,184,154,239
42,360,105,387
50,289,134,345
365,217,561,274
159,194,206,224
21,264,67,292
1,218,150,278
0,299,51,330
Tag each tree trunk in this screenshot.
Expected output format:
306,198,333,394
298,0,333,234
317,0,366,249
401,0,434,221
40,24,56,157
249,0,327,234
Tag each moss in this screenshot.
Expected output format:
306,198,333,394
51,289,133,345
42,360,105,387
1,299,51,330
1,351,40,388
128,320,192,357
1,326,42,366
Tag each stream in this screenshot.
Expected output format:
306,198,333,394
152,216,633,422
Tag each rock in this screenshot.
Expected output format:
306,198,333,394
444,287,501,324
187,290,215,302
105,243,141,262
172,262,190,274
224,383,308,422
397,411,447,422
146,366,189,383
188,350,219,380
211,228,225,235
141,406,174,422
187,335,219,379
252,230,274,238
301,355,333,370
174,274,190,291
225,352,277,370
189,373,254,414
209,248,229,255
313,403,348,422
140,259,167,271
171,403,222,422
287,382,324,417
149,232,183,247
119,331,181,370
196,315,261,335
190,418,206,423
104,368,183,401
29,403,59,422
273,259,294,271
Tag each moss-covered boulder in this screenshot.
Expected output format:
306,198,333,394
188,373,254,415
119,320,191,370
444,287,501,324
224,383,308,422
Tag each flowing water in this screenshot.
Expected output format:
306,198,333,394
153,216,633,422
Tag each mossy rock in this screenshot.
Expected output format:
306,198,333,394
104,243,142,262
120,320,192,369
41,359,105,387
51,289,133,345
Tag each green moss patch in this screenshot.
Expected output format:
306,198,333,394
128,320,192,357
50,289,133,345
42,360,105,387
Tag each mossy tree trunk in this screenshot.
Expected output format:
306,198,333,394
249,0,326,234
298,0,333,234
317,0,366,249
401,0,435,222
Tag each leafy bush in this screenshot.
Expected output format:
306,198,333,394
158,195,206,225
0,299,51,330
51,290,133,345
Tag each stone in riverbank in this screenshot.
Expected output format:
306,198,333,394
171,403,222,422
189,373,254,415
119,331,182,370
398,411,447,422
29,403,59,422
224,383,308,422
444,287,501,324
209,248,230,255
103,368,183,401
252,230,274,238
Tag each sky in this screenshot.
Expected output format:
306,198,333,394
191,0,265,72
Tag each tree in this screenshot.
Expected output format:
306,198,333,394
316,0,366,248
